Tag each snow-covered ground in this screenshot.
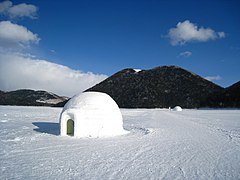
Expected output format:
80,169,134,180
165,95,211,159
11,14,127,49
0,106,240,179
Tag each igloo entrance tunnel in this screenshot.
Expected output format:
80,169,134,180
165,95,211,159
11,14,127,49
59,92,128,138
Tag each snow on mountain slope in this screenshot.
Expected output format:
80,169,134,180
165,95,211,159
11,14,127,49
36,98,67,104
0,106,240,179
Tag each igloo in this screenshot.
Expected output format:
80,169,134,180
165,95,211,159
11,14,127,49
59,92,128,138
172,106,183,111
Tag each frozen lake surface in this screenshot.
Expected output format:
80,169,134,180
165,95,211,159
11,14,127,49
0,106,240,179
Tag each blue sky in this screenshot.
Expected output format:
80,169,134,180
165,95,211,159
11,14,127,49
0,0,240,96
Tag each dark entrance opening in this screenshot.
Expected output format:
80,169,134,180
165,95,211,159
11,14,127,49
67,119,74,136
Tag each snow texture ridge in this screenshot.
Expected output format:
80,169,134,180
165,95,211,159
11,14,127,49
1,106,240,179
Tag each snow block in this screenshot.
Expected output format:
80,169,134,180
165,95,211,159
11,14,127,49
59,92,128,138
173,106,183,111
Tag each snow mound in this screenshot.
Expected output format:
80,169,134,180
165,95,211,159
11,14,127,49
59,92,128,138
133,69,142,73
173,106,183,111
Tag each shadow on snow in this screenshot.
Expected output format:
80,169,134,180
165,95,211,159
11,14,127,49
32,122,59,135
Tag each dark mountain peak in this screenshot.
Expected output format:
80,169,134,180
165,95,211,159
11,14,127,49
118,66,201,81
120,68,137,73
150,65,199,78
0,89,68,106
205,80,240,108
152,65,181,70
226,81,240,91
86,65,224,108
112,68,137,76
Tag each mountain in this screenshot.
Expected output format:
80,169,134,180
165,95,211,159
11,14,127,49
1,66,238,108
204,81,240,108
0,89,68,106
86,66,225,108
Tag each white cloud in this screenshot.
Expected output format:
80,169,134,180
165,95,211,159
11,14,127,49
0,53,108,97
0,1,37,19
0,2,106,97
0,21,39,49
168,20,225,45
0,0,12,13
205,75,222,82
178,51,192,58
218,32,225,38
8,3,37,19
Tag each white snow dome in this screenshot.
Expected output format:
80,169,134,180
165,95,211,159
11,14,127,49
173,106,183,111
59,92,128,138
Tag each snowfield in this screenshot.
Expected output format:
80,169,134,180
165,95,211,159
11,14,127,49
0,106,240,179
